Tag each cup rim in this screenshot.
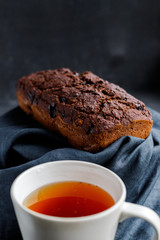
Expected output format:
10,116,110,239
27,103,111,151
10,160,126,223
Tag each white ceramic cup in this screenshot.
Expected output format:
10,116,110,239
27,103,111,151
10,160,160,240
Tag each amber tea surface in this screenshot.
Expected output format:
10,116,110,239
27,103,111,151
24,181,115,217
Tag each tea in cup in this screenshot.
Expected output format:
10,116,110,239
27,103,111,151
10,160,160,240
24,180,115,217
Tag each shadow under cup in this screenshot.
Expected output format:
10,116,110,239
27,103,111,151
10,160,126,240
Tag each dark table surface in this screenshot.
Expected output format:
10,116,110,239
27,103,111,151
0,0,160,116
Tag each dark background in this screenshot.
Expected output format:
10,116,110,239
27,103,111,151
0,0,160,115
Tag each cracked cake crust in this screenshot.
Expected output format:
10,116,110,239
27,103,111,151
17,68,153,152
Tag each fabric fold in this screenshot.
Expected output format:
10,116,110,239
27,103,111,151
0,107,160,240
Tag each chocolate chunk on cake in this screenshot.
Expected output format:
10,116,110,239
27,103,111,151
17,68,153,152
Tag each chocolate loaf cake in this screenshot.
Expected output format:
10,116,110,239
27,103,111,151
17,68,153,152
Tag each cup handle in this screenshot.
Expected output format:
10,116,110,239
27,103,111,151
119,202,160,240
